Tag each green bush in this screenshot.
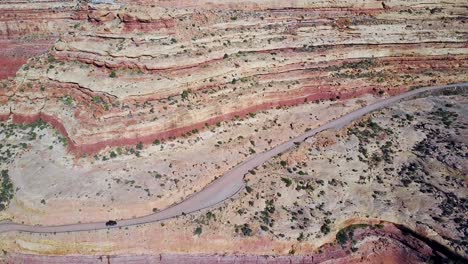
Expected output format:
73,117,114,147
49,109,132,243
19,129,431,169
320,224,330,234
241,224,252,236
62,95,74,106
0,170,14,211
194,226,202,236
336,224,369,246
281,177,292,187
136,142,143,150
181,90,190,101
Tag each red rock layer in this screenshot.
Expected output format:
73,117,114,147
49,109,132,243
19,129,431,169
0,39,53,79
0,0,86,79
5,223,465,263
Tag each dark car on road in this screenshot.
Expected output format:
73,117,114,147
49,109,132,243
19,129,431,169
105,220,117,226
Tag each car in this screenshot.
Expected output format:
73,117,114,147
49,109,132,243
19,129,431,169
105,220,117,226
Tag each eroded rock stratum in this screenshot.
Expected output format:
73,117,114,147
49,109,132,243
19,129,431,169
0,0,467,263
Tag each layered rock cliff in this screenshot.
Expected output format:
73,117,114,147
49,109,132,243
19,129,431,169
1,0,467,155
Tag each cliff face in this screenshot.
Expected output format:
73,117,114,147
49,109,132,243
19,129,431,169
0,1,86,79
1,0,467,155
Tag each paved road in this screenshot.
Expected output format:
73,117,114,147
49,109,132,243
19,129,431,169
0,82,466,234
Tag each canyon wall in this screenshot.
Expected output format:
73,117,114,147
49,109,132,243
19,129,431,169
0,0,467,155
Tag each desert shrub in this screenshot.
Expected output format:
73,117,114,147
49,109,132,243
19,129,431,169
281,177,292,187
194,226,202,236
0,170,13,211
320,224,330,234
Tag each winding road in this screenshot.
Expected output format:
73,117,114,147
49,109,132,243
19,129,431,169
0,82,467,234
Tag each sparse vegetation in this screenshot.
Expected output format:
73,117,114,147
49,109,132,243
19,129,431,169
281,177,292,187
320,224,330,234
136,142,143,150
181,90,190,101
92,96,103,104
336,224,369,246
0,170,13,211
194,226,202,236
241,224,252,236
62,95,74,106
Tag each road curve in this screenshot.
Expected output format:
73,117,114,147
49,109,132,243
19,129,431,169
0,82,467,234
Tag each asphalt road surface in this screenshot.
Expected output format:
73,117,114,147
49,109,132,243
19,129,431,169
0,82,466,234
